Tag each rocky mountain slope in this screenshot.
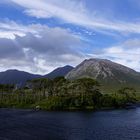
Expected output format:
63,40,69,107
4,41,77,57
66,58,140,93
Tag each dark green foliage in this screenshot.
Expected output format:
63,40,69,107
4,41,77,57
101,94,117,108
0,77,138,110
117,87,136,102
0,84,14,93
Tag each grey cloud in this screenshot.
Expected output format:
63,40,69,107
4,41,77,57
0,38,24,59
0,26,85,74
123,39,140,49
16,27,81,56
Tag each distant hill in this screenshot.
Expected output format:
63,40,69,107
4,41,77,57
0,70,41,86
66,58,140,93
44,65,74,79
1,59,140,93
0,65,74,86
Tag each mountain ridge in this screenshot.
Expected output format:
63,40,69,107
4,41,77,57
0,69,41,85
0,58,140,93
44,65,73,79
66,58,140,93
0,65,74,85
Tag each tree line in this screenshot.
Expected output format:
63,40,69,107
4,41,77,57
0,77,137,110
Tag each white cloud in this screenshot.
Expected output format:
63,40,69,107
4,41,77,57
10,0,140,34
24,9,53,18
1,20,140,73
89,39,140,71
0,20,86,74
0,20,39,39
1,1,140,73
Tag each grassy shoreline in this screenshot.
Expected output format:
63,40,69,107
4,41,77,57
0,102,137,111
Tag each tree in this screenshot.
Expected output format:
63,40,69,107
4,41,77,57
52,77,68,96
65,78,102,107
117,87,136,102
28,78,53,101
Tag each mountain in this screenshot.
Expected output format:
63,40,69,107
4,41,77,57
44,65,74,79
66,58,140,93
0,65,74,86
0,70,41,86
1,59,140,93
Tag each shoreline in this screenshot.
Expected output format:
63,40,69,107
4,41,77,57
0,106,137,112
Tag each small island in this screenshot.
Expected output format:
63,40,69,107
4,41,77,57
0,77,138,111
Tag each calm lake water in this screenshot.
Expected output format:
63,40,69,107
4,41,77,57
0,108,140,140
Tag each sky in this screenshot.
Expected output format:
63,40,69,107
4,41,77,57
0,0,140,74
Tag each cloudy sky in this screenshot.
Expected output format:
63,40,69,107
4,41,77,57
0,0,140,74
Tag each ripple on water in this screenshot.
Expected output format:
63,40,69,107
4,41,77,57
0,108,140,140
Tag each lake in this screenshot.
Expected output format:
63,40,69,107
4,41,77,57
0,108,140,140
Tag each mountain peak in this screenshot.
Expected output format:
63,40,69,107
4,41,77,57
66,58,140,91
84,58,111,62
78,58,136,75
4,69,26,73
